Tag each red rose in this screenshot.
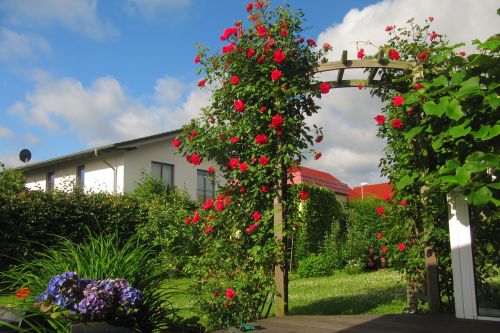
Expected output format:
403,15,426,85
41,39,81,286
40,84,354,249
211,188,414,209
172,137,180,148
315,135,323,143
418,50,428,61
256,1,263,9
204,226,213,234
299,190,309,201
385,25,394,32
430,33,439,41
281,29,288,37
239,162,248,172
257,25,267,38
428,16,434,21
414,83,424,90
384,194,392,202
220,27,238,40
323,43,332,51
259,156,269,166
246,48,255,57
185,217,191,224
192,214,200,224
202,199,214,210
314,152,322,160
392,95,404,107
270,114,284,128
276,128,283,135
210,116,215,124
229,157,239,169
376,206,384,215
273,48,286,64
459,51,466,57
253,211,261,222
271,69,282,81
357,83,363,90
357,48,365,59
188,153,203,166
401,200,408,207
208,166,215,174
194,55,201,63
381,246,387,254
225,288,237,300
398,243,406,251
257,55,265,63
230,76,240,85
259,106,267,112
391,119,403,129
388,48,400,60
198,79,207,87
255,134,268,145
246,2,253,12
306,39,316,47
261,185,269,193
319,82,330,94
230,136,239,144
213,291,219,297
222,44,235,54
375,115,386,125
15,287,31,299
240,186,246,193
280,21,287,28
377,232,383,239
216,200,224,211
245,223,257,234
234,99,245,112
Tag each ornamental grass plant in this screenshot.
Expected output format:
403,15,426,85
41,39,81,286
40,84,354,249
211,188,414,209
1,231,177,332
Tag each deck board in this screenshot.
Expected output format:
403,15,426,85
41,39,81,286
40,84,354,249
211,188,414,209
215,315,500,333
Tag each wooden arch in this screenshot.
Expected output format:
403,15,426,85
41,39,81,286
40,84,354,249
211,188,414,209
273,51,438,317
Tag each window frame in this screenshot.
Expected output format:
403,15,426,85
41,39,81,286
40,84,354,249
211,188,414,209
46,171,55,192
151,161,174,188
197,169,215,202
76,165,85,188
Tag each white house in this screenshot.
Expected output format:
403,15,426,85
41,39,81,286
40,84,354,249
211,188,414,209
20,130,216,201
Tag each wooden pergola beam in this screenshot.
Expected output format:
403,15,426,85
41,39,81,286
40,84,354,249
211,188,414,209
336,50,348,83
317,59,414,72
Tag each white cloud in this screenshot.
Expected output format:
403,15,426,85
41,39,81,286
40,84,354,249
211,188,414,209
309,0,500,186
0,126,14,137
8,73,208,147
125,0,192,20
0,152,23,168
25,133,41,144
1,0,118,40
154,76,186,104
0,28,51,61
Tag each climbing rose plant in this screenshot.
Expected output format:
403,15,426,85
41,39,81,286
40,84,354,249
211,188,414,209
175,1,329,329
370,16,499,311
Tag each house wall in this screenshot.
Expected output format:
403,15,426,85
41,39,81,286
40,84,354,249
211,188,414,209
122,138,214,198
24,152,125,194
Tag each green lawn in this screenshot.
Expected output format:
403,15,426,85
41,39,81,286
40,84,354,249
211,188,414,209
165,269,406,319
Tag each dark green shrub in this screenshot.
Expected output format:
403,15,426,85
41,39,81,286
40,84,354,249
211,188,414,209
295,254,334,278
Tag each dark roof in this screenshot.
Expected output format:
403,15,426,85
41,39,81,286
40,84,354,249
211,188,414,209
17,129,182,172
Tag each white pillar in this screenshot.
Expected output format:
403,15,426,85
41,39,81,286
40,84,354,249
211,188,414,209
447,191,477,319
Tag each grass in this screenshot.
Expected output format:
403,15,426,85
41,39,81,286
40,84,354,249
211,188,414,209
160,269,406,320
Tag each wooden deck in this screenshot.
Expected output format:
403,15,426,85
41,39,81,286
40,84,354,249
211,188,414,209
216,314,500,333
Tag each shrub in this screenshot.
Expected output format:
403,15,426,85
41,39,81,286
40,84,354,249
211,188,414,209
1,232,176,332
342,259,365,275
295,254,333,278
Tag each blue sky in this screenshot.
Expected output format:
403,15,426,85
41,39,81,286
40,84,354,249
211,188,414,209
1,0,498,186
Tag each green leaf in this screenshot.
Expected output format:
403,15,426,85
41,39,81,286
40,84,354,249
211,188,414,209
478,38,500,52
450,72,466,86
445,98,464,121
449,124,471,138
485,94,500,109
431,137,443,151
454,77,480,99
426,75,448,88
404,126,423,141
405,92,419,105
423,100,444,117
467,186,493,206
455,167,470,186
483,124,500,140
472,126,490,139
395,174,417,190
488,183,500,190
438,159,460,175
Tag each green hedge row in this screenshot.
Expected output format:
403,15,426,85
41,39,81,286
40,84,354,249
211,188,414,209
0,190,146,272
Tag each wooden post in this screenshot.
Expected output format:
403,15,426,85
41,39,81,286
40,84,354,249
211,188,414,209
274,163,288,316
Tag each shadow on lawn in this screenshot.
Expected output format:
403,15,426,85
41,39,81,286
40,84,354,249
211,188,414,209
290,284,406,315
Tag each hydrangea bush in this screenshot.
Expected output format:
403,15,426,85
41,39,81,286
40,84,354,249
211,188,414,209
36,272,144,323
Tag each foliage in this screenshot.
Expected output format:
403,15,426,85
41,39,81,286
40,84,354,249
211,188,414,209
0,162,25,193
295,254,333,278
1,232,177,332
369,16,499,311
288,184,343,261
342,259,365,275
174,1,331,329
132,172,170,201
135,187,200,274
0,189,146,272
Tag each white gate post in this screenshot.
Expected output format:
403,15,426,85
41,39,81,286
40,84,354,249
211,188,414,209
447,191,477,319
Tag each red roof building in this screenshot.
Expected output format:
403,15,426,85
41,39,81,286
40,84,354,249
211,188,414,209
289,166,351,202
348,182,393,201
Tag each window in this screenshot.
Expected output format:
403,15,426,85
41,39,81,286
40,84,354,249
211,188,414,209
46,171,55,192
76,165,85,188
151,162,174,187
197,169,215,201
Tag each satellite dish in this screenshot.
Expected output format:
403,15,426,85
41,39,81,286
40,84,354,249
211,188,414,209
19,149,31,163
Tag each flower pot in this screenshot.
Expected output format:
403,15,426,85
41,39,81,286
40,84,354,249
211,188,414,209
70,319,135,333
